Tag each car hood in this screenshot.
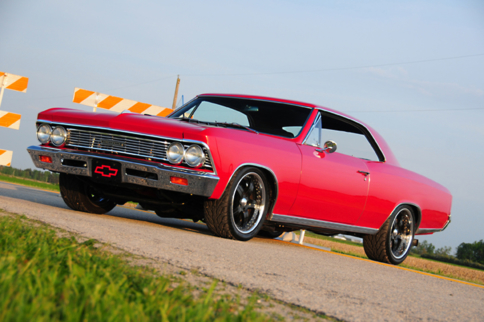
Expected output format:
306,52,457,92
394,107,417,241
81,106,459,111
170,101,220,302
37,108,208,141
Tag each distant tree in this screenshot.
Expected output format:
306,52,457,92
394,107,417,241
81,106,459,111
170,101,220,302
457,240,484,264
411,240,435,255
435,246,453,256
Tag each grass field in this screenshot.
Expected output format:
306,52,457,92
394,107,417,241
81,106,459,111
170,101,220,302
0,174,59,192
0,212,277,321
301,235,484,285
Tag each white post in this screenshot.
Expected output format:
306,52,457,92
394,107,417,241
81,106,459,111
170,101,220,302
0,73,7,109
299,229,306,245
0,86,5,110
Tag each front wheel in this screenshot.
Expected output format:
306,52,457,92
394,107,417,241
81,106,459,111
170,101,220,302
59,173,116,214
204,167,270,241
363,205,415,265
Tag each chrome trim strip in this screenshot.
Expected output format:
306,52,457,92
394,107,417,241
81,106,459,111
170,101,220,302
196,95,314,110
27,145,219,197
302,112,321,146
442,215,451,231
415,228,443,234
416,215,450,234
300,109,387,162
270,214,378,235
382,202,422,229
37,120,217,175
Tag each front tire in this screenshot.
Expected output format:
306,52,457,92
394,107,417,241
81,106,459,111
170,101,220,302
204,167,269,241
363,205,415,265
59,173,116,214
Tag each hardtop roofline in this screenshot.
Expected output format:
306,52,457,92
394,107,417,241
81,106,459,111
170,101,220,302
197,94,400,166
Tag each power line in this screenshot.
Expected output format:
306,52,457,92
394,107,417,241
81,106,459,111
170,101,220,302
183,53,484,77
348,106,484,113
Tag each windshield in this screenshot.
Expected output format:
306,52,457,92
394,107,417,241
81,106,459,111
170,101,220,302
170,96,312,138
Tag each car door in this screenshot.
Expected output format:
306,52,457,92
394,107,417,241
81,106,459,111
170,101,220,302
289,112,374,225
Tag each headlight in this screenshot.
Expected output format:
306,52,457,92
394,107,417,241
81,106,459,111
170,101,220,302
37,124,52,144
185,145,205,167
167,142,184,164
51,126,67,146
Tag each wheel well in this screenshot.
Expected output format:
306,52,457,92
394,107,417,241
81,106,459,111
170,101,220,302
238,166,278,218
405,204,422,232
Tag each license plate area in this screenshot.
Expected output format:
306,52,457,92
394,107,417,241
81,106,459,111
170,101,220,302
92,159,122,183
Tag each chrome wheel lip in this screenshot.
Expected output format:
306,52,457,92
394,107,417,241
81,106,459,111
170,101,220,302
230,172,266,234
389,208,414,260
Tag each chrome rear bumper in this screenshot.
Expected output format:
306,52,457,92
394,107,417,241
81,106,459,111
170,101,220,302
27,145,219,197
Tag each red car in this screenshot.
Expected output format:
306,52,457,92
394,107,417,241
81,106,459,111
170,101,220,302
27,93,452,265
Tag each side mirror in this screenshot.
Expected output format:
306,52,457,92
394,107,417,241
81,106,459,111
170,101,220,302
316,140,337,153
323,140,337,153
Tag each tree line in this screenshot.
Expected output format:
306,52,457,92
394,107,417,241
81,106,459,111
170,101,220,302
0,166,59,185
411,240,484,270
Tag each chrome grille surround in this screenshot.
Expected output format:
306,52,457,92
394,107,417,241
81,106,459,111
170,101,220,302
35,122,215,172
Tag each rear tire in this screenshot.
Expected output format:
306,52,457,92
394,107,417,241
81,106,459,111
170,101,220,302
204,167,269,241
59,173,116,214
363,205,415,265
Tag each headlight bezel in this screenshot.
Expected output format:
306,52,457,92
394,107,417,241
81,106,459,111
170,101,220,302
37,124,52,144
50,126,67,147
166,142,185,165
185,144,205,168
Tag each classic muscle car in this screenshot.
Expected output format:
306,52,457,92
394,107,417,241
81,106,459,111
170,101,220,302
27,93,452,265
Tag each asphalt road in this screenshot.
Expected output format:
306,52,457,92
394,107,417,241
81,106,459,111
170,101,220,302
1,181,482,321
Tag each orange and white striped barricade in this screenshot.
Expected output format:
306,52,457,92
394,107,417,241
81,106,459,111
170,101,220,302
73,88,174,116
0,111,21,130
0,72,29,109
0,150,13,166
0,71,28,167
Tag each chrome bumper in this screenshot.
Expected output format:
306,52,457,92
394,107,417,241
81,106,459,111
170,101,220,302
415,216,451,235
27,146,219,197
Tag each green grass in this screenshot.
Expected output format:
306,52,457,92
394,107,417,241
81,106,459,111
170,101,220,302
0,174,59,192
0,212,270,321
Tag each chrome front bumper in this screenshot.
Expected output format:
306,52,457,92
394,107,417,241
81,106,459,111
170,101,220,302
27,145,219,197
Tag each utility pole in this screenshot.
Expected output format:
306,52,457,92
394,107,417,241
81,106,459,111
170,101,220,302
172,75,180,109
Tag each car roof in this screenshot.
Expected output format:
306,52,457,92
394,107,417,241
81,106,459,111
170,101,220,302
198,93,400,166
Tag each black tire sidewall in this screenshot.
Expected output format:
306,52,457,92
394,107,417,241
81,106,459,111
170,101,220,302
386,206,415,265
227,167,269,241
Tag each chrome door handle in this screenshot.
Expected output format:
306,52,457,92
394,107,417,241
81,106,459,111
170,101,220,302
357,170,370,176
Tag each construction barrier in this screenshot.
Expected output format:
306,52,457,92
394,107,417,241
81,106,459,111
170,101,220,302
0,72,29,93
73,88,174,116
0,111,21,130
0,71,28,167
0,150,13,167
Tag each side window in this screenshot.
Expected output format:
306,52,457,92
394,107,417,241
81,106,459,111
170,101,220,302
321,114,379,161
304,115,321,147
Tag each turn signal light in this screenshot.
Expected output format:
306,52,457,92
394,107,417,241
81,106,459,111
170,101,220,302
170,176,188,186
39,155,53,163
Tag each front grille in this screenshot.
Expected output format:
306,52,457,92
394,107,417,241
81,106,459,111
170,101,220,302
66,128,213,170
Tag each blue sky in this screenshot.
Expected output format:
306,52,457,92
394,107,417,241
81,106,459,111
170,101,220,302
1,0,483,250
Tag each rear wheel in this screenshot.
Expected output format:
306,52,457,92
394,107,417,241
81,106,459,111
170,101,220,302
59,173,116,214
363,205,415,265
204,167,269,241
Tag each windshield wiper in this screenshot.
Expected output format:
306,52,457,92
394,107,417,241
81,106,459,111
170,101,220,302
215,122,259,134
178,118,258,134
